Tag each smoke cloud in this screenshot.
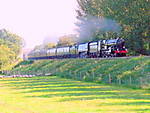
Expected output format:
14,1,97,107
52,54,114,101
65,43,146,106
76,15,121,42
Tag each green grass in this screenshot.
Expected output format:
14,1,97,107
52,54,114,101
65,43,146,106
11,56,150,88
0,76,150,113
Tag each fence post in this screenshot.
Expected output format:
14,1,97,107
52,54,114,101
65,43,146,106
108,74,112,84
99,74,102,82
92,71,95,81
129,76,132,85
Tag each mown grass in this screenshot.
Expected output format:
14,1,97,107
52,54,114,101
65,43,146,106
0,76,150,113
11,56,150,88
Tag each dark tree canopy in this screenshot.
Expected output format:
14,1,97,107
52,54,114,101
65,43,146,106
77,0,150,55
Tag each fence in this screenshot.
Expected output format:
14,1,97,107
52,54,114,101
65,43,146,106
67,71,150,88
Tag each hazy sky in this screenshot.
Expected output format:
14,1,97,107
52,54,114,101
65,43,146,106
0,0,78,48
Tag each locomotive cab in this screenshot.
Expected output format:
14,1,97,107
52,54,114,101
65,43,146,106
100,38,128,57
112,38,128,56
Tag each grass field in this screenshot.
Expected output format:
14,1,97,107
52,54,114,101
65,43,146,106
11,56,150,88
0,76,150,113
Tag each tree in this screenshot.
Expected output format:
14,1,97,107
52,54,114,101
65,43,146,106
0,29,23,71
0,29,24,56
44,43,56,49
77,0,150,55
0,45,15,70
57,34,77,47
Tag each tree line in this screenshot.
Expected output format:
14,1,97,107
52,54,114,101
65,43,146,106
0,29,23,71
33,34,77,51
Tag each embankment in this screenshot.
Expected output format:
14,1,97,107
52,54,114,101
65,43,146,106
11,56,150,88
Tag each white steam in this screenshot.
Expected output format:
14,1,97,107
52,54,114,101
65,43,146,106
76,15,121,42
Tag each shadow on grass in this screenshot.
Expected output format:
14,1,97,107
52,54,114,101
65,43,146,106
1,76,150,111
0,76,150,113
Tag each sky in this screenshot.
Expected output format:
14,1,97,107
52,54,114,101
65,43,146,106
0,0,78,48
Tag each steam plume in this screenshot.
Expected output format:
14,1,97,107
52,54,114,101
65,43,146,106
76,15,121,42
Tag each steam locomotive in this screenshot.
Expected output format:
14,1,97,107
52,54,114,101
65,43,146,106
28,38,128,60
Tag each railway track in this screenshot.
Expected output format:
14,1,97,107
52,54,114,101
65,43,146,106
49,55,150,61
92,55,150,60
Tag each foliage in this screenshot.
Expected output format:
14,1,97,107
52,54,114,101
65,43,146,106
32,34,77,51
44,42,56,49
32,43,57,52
0,45,15,69
14,60,34,68
0,29,23,71
57,34,77,47
76,0,150,55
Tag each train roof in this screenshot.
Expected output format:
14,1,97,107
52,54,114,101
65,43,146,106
42,38,125,50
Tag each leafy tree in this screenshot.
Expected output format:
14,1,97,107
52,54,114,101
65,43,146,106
77,0,150,55
57,34,77,47
0,45,15,70
0,29,23,71
44,43,56,49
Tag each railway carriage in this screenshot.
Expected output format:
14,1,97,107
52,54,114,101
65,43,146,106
69,45,78,58
78,43,88,58
47,48,57,59
56,47,70,58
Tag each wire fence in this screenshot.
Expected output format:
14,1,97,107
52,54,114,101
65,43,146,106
7,64,149,88
64,70,150,88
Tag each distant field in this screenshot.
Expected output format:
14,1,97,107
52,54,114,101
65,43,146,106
0,76,150,113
